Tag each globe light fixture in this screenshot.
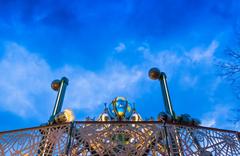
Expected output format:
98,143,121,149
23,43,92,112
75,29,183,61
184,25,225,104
51,79,61,91
148,67,161,80
54,109,75,124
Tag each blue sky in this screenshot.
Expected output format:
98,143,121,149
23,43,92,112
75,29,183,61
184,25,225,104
0,0,240,131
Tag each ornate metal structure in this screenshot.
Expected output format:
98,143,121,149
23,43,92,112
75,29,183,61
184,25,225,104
0,121,239,155
0,68,239,155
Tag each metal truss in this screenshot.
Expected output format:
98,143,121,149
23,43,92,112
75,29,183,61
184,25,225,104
0,121,239,156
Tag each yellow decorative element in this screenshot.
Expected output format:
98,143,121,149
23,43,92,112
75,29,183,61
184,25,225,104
101,113,109,121
54,109,75,123
64,109,75,122
118,112,124,116
127,106,131,112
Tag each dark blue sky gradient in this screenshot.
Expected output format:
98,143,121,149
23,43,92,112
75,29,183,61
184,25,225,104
0,0,239,68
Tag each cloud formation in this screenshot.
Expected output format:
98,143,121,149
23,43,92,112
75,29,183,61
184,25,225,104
186,41,218,63
0,40,237,131
201,104,239,130
0,43,53,118
62,63,144,111
0,42,144,121
115,43,126,53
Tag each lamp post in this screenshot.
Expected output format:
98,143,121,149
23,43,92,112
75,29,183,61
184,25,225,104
49,77,69,123
38,77,69,156
148,67,176,119
149,67,183,156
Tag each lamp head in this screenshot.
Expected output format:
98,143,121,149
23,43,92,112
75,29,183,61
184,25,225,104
51,79,61,91
54,109,75,124
148,67,161,80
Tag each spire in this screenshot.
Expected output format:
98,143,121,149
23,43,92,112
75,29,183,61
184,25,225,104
104,102,108,112
132,103,136,113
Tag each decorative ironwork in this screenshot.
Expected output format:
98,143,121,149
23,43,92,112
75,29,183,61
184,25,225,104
70,122,168,156
0,124,70,156
0,121,239,156
166,124,240,156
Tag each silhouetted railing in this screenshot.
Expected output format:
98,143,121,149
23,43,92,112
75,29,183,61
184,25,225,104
0,121,239,156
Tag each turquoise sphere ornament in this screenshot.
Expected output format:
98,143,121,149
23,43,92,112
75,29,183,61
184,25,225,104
108,96,133,120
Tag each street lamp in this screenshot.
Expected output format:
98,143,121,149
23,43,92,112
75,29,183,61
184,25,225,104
149,67,183,156
49,77,69,123
39,77,71,156
148,67,176,120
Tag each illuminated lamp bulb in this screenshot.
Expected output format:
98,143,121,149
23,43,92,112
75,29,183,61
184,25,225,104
51,79,61,91
148,67,161,80
54,109,75,124
63,109,75,122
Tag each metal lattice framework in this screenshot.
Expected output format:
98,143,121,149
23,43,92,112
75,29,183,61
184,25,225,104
0,121,239,156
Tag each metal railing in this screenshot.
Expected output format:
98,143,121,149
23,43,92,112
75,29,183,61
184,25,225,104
0,121,239,156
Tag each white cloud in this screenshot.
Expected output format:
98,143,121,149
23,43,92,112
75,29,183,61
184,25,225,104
0,40,230,132
0,43,53,118
138,40,219,89
115,43,126,53
181,75,198,88
61,64,144,110
201,104,239,130
137,46,149,53
0,42,144,120
185,41,218,63
137,41,240,131
202,118,216,127
139,48,184,80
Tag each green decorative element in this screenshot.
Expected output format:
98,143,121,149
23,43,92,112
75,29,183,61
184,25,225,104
112,133,130,145
177,114,192,124
192,118,201,126
176,114,201,126
158,112,173,122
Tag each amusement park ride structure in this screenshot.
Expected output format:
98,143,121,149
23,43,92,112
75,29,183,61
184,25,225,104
0,67,239,156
